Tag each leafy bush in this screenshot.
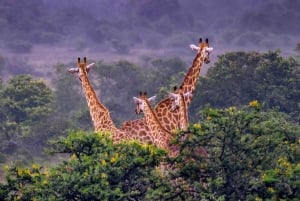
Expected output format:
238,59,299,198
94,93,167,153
3,131,166,200
165,104,300,200
190,51,300,121
0,75,53,159
1,105,299,200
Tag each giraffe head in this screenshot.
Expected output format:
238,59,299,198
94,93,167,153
200,38,213,64
168,86,193,112
68,58,95,77
133,92,156,115
191,38,213,64
77,57,88,74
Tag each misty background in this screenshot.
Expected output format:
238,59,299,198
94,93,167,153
0,0,299,77
0,0,300,180
0,1,300,197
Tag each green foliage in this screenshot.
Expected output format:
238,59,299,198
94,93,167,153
1,105,299,200
1,75,52,124
151,57,187,90
0,75,53,159
92,58,187,124
191,51,300,121
3,131,167,200
52,64,84,116
167,104,300,200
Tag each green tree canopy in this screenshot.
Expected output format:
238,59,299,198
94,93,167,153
1,104,299,200
0,75,53,159
1,75,52,124
164,103,300,200
3,131,167,200
91,58,187,124
190,51,300,121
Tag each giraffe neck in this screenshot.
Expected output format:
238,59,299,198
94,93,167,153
143,100,171,149
181,52,204,106
154,97,179,132
144,101,169,134
179,94,188,131
79,70,117,133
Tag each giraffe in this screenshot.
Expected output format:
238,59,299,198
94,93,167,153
75,57,154,144
133,92,177,155
180,38,213,107
168,86,192,131
120,37,213,132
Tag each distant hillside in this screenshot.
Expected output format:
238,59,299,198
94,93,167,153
0,0,299,53
0,0,299,81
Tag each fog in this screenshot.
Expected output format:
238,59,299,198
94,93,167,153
0,0,299,75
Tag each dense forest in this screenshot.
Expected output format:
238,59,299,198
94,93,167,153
0,0,300,200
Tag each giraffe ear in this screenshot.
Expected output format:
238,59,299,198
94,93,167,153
86,62,95,70
206,47,213,52
148,95,156,103
184,91,193,98
189,44,199,51
133,97,141,104
68,67,79,74
168,92,177,99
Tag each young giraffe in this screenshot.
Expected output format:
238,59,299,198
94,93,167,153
133,92,177,154
120,38,213,132
168,86,192,131
75,57,154,144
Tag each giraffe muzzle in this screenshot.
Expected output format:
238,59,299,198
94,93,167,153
135,108,141,115
204,58,210,64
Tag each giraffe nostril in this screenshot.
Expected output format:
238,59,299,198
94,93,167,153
135,108,141,115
